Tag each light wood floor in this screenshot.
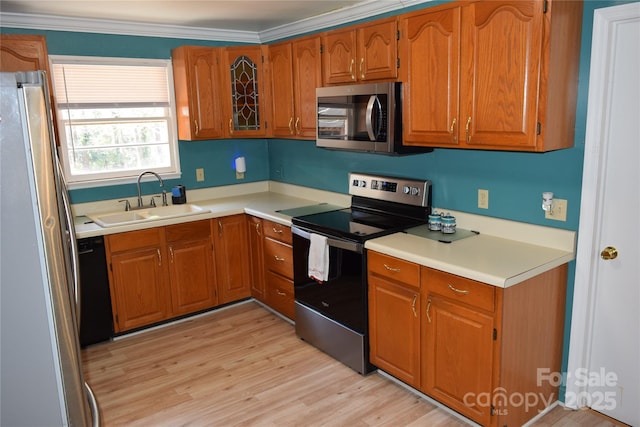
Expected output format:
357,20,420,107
82,301,625,427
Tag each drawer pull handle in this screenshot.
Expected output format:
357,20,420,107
272,227,283,234
169,246,174,263
411,295,417,318
448,284,470,295
156,249,162,266
426,299,432,323
276,289,287,296
383,263,401,273
274,256,285,262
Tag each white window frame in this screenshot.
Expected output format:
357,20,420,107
49,55,181,189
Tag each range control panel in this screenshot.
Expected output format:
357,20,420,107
349,172,431,207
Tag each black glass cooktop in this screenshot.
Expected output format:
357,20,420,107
292,207,427,242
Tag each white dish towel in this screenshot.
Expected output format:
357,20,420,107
308,233,329,282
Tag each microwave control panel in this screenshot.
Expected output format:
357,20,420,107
349,173,431,207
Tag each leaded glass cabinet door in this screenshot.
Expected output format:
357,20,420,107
223,46,268,138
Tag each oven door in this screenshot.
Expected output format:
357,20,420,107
291,226,366,334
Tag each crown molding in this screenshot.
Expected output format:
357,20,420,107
0,12,261,43
259,0,434,42
0,0,434,43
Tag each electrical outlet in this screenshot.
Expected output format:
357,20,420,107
545,198,567,221
478,189,489,209
196,168,205,182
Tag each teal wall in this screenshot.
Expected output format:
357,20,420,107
3,0,637,402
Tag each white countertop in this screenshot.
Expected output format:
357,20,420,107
73,181,351,238
73,181,575,288
365,228,575,288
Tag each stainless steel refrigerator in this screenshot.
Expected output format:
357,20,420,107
1,71,99,426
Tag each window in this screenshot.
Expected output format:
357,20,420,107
49,56,180,188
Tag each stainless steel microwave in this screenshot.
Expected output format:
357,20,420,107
316,82,430,155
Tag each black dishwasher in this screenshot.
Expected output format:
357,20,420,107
78,236,114,347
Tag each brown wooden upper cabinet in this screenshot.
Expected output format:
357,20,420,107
172,45,268,140
220,45,269,138
268,36,322,139
322,17,399,85
172,46,226,140
1,34,60,143
400,0,583,152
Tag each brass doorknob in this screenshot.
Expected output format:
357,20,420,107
600,246,618,260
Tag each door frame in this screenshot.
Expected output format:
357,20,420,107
566,2,640,408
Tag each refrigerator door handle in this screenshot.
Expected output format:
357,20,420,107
57,157,81,327
85,382,100,427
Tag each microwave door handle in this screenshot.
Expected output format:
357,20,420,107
365,95,378,141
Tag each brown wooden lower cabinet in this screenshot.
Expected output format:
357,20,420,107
253,217,295,320
106,220,217,333
247,215,266,302
166,221,217,315
368,250,567,427
368,251,421,388
213,214,251,304
105,214,291,333
263,219,295,320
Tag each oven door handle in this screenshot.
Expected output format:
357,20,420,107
292,226,363,254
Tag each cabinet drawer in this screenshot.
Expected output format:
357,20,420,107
368,251,420,289
106,227,162,252
265,272,295,319
264,238,293,278
165,220,211,242
263,219,292,244
424,268,495,313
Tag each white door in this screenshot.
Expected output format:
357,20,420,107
567,3,640,426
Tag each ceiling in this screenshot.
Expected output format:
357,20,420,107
1,0,370,33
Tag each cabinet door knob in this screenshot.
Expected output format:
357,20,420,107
228,118,234,135
349,58,355,81
600,246,618,260
288,117,294,135
465,116,472,143
426,299,432,323
360,57,365,79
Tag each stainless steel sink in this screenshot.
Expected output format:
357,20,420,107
88,204,210,228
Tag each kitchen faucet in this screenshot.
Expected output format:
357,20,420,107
136,171,167,208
